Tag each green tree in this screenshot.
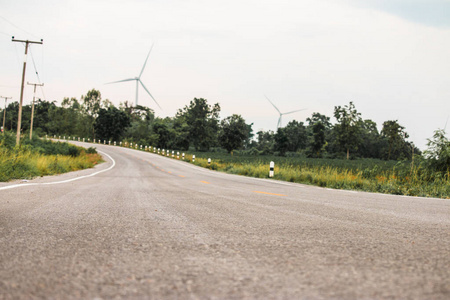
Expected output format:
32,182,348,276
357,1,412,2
306,112,332,129
46,98,80,136
358,119,382,159
381,120,409,160
424,129,450,172
306,112,332,157
334,101,362,159
94,106,130,142
171,114,190,151
274,128,289,156
121,103,156,145
309,121,326,157
80,89,102,139
256,130,275,154
177,98,220,151
152,118,174,149
219,114,249,153
284,120,307,152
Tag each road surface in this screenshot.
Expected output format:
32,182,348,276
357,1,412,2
1,142,449,299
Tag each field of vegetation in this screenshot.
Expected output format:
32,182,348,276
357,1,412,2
0,133,103,182
179,151,449,199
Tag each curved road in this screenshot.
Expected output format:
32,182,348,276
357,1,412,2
1,143,449,299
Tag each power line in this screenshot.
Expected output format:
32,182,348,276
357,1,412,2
0,31,12,37
29,47,46,100
0,15,39,39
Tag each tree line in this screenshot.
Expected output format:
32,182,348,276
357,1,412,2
0,88,426,161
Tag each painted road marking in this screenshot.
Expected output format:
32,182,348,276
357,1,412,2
253,191,287,197
201,181,210,184
178,175,185,178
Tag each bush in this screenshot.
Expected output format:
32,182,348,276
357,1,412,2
85,147,97,154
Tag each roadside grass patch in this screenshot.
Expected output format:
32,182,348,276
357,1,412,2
183,152,449,199
0,134,103,182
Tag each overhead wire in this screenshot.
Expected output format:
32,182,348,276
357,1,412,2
0,15,39,39
29,47,47,101
0,31,12,37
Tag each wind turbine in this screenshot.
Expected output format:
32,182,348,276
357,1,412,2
106,45,161,109
265,95,306,129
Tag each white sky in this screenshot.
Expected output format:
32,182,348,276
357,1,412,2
1,0,449,150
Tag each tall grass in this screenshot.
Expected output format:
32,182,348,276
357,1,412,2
180,152,449,199
0,134,103,182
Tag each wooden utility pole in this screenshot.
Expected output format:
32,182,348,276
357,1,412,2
27,82,44,139
12,36,43,145
1,96,12,134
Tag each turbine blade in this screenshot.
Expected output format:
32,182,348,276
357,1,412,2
139,80,162,110
139,44,154,79
264,94,281,114
105,78,136,84
283,108,307,115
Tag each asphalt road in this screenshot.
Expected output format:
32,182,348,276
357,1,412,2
1,142,449,299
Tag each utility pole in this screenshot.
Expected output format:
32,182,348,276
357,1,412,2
12,36,43,145
27,82,44,139
1,96,12,134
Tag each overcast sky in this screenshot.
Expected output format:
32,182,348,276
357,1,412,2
1,0,449,150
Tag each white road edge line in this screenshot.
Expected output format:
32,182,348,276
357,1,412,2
0,151,116,191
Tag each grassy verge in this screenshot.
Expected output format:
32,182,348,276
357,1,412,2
179,152,449,199
0,134,103,182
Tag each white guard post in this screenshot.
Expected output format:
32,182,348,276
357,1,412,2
269,161,274,178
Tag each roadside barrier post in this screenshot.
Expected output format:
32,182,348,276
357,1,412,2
182,153,185,160
193,155,195,162
177,152,180,159
208,158,211,167
269,161,274,178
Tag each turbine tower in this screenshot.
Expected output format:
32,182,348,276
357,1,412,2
106,45,161,109
265,95,306,129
